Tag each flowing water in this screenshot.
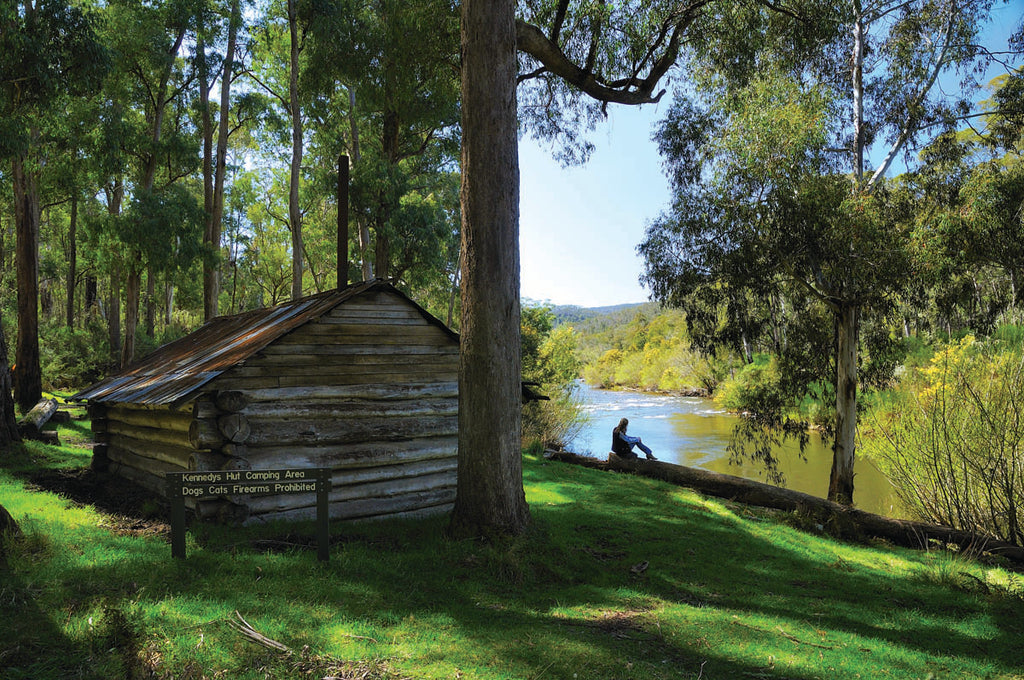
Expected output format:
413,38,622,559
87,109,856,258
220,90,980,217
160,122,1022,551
571,382,903,518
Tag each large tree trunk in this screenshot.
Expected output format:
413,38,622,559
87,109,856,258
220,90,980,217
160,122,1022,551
12,155,42,412
108,267,121,361
121,263,141,369
145,265,155,338
288,0,304,300
0,311,21,446
66,192,77,329
198,15,216,321
338,154,349,288
448,0,530,537
828,302,859,505
204,0,238,321
348,88,372,281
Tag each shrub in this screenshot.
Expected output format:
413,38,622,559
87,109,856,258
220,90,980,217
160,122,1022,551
867,336,1024,546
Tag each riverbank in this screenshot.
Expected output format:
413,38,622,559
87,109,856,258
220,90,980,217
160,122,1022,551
2,429,1023,679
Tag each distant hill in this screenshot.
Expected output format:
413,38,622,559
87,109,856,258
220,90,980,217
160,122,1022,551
548,303,647,326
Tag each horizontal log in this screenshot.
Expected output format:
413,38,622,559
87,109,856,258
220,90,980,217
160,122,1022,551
550,451,1024,566
215,390,249,413
241,470,456,514
87,404,108,420
107,432,219,469
189,418,225,449
217,413,250,443
107,405,193,432
275,373,458,388
274,332,454,347
221,442,249,458
91,418,108,434
228,364,457,379
245,414,457,447
108,444,186,477
292,323,450,339
18,398,58,437
247,353,458,368
221,456,252,471
331,457,456,488
258,344,457,357
237,398,457,420
239,437,457,470
242,487,457,525
227,382,459,404
107,420,194,450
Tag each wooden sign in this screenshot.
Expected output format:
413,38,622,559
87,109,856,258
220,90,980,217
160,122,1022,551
167,468,331,561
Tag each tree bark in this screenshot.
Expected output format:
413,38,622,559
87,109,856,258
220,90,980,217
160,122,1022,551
448,0,530,537
338,154,349,288
0,311,21,446
66,192,77,329
348,88,372,281
145,265,155,338
288,0,304,300
829,302,859,505
121,262,140,369
12,154,42,412
204,0,238,321
198,13,216,321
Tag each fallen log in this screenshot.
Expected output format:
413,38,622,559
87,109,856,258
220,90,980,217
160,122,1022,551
17,398,58,440
546,450,1024,566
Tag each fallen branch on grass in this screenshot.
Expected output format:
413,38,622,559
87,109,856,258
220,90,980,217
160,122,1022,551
229,611,291,653
545,449,1024,567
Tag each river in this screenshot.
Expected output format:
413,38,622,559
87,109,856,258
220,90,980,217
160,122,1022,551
571,382,903,518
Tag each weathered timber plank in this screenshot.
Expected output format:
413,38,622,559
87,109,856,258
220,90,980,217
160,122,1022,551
108,444,186,476
107,420,195,449
205,375,281,391
228,364,457,379
108,404,193,432
243,488,455,525
246,496,455,525
238,398,457,420
331,457,457,487
245,414,458,446
247,353,459,368
277,372,458,388
239,437,457,469
242,472,457,514
289,323,451,339
233,382,458,403
273,333,454,346
259,343,457,356
107,432,218,469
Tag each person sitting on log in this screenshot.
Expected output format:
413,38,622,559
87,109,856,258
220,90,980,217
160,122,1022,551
611,417,655,460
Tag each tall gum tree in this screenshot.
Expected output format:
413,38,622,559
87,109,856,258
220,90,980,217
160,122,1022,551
1,0,106,410
639,0,1012,505
452,0,794,536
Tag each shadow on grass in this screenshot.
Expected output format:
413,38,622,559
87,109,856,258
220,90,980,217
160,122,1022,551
6,450,1024,679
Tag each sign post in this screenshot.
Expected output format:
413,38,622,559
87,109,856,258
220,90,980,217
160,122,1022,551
167,468,332,561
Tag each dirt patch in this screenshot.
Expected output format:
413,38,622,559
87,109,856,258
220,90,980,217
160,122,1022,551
25,467,170,537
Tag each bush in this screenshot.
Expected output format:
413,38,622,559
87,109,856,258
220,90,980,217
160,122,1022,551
867,336,1024,546
39,318,113,391
714,355,782,413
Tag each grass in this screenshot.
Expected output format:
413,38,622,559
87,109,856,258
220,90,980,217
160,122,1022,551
2,419,1023,679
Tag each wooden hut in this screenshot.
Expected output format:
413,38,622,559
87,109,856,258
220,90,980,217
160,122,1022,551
72,280,459,525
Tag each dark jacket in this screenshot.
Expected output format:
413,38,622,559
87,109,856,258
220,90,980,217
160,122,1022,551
611,429,636,458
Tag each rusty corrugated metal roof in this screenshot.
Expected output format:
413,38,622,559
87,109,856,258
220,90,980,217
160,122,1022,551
71,280,458,407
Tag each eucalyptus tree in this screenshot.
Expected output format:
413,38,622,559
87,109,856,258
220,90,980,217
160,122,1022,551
196,0,243,321
452,0,818,536
1,0,106,409
92,0,203,365
640,0,1011,505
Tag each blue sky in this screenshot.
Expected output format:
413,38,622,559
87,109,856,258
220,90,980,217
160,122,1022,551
518,3,1024,309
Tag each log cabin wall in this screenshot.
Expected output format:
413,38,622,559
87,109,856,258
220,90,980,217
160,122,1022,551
194,289,459,524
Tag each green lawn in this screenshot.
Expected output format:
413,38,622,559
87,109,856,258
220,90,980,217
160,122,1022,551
1,421,1022,679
